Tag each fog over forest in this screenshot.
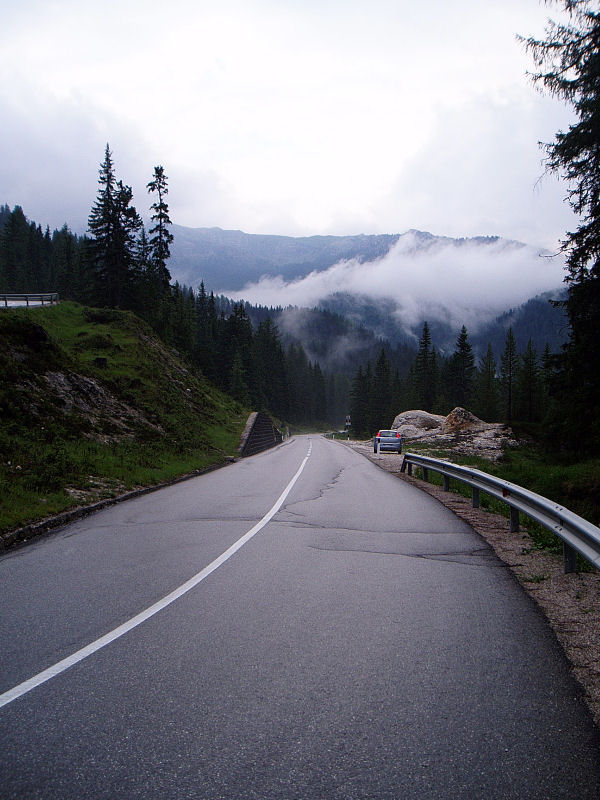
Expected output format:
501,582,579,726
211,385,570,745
224,231,565,336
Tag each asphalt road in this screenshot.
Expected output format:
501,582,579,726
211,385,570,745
1,434,599,799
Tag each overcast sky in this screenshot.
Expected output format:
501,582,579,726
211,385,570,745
2,0,577,250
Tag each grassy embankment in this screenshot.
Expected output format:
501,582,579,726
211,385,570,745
406,438,600,561
0,302,249,535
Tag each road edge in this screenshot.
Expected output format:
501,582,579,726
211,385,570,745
338,438,600,730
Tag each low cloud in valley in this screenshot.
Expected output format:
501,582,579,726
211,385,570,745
229,233,566,336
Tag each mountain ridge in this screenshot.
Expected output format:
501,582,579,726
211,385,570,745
169,225,536,292
170,223,402,290
169,224,565,359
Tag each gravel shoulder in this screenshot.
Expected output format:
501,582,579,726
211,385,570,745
340,438,600,728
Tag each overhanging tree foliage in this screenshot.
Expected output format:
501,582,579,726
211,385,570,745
522,0,600,452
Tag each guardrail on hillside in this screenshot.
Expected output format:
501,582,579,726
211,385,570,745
401,452,600,574
0,293,59,307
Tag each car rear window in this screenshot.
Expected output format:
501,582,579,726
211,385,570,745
379,431,397,437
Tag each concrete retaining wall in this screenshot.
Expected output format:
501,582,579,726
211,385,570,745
239,412,283,457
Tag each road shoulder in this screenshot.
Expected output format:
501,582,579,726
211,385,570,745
339,438,600,728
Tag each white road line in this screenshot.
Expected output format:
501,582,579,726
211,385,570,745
0,441,313,710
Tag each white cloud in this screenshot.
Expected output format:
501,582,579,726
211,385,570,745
229,232,565,333
0,0,578,250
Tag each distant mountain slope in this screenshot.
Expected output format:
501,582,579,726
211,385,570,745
169,225,400,290
169,223,567,360
471,291,569,359
169,225,523,293
278,291,567,367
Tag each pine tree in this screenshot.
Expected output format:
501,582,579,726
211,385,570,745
447,326,475,409
516,339,541,423
311,363,327,423
521,2,600,452
473,343,499,422
350,364,371,437
87,144,142,307
286,343,306,424
0,204,10,231
253,318,289,418
230,352,251,406
216,303,254,396
371,348,392,430
170,283,195,355
414,322,437,412
500,327,518,424
51,224,84,301
0,206,30,290
147,165,173,292
87,144,116,301
389,368,403,423
194,281,216,378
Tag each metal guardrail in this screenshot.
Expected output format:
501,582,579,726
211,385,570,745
0,293,59,307
401,452,600,574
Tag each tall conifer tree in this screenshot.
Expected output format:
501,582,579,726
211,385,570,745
473,343,499,422
500,327,518,424
517,339,541,423
88,144,141,307
147,165,173,292
522,1,600,452
448,326,475,408
414,322,436,412
372,348,392,429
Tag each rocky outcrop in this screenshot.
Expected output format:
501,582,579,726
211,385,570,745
442,406,490,433
44,371,163,441
390,410,445,439
391,407,513,461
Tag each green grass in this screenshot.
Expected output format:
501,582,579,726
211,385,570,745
0,302,249,535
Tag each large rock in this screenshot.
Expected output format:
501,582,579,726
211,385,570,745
388,407,513,461
391,410,445,439
442,407,488,433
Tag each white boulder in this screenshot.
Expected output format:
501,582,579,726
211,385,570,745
391,410,445,439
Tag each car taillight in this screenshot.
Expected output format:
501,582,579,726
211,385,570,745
396,432,401,438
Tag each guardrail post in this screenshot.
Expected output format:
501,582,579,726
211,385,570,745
443,475,450,491
563,542,578,574
472,487,480,508
422,467,429,482
510,507,520,533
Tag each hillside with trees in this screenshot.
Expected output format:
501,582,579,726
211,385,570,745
0,185,572,440
0,147,350,429
349,323,553,438
0,301,249,536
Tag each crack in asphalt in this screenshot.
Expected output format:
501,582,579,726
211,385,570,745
280,465,354,511
275,519,466,536
307,543,501,567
